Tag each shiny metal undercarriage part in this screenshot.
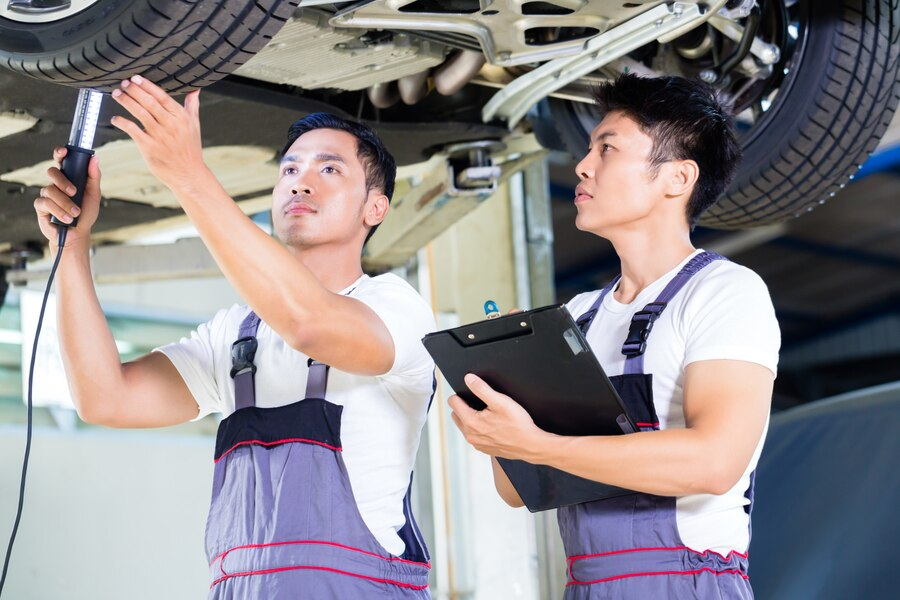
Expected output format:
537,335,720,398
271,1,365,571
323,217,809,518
483,1,727,127
234,8,448,91
235,1,755,117
332,0,682,67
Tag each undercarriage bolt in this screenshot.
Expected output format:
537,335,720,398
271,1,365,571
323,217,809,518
699,69,718,83
759,45,780,65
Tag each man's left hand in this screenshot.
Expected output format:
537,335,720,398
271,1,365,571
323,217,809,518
110,75,206,190
448,374,551,461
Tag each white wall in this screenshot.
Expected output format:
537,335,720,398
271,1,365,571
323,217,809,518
0,426,213,599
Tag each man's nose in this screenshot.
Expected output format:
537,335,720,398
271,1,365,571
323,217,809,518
575,156,592,180
290,173,313,196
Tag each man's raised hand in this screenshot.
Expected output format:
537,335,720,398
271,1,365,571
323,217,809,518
110,75,206,192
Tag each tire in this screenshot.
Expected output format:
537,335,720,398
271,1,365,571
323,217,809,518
0,0,298,93
538,0,900,228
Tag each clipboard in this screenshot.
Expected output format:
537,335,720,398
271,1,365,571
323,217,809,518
422,305,638,512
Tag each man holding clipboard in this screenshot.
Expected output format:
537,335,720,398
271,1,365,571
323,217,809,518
449,74,780,599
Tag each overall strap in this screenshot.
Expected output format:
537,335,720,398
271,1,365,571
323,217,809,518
230,310,335,406
304,286,356,400
305,359,330,400
230,284,361,408
301,282,356,400
575,275,622,336
231,311,261,411
622,251,727,375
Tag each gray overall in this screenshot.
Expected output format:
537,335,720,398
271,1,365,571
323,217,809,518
561,251,754,599
206,311,431,598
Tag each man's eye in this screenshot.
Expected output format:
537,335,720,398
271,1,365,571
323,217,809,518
601,144,612,153
322,165,338,174
282,166,297,175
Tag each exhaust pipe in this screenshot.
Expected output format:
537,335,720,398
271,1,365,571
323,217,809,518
398,69,430,105
433,50,486,96
367,81,400,109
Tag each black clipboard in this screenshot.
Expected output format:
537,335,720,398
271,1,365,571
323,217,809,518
422,305,638,512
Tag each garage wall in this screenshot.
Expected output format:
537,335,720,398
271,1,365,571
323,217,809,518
0,426,213,599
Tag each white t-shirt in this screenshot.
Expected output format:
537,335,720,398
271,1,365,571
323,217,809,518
565,249,780,555
155,273,436,556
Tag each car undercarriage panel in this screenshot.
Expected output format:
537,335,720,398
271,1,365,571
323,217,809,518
234,9,449,91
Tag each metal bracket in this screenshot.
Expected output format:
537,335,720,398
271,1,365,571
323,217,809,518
481,2,719,128
363,134,546,269
331,0,663,68
708,14,781,65
445,140,505,195
718,0,757,20
5,237,222,287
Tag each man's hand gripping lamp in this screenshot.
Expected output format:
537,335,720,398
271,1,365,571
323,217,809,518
50,88,103,229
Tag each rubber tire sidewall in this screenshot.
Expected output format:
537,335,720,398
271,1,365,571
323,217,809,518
538,0,900,227
715,0,839,223
0,0,133,57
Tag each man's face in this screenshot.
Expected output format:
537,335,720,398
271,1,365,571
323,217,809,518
272,128,377,250
573,111,672,235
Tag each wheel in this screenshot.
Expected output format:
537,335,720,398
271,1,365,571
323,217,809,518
0,0,298,93
537,0,900,228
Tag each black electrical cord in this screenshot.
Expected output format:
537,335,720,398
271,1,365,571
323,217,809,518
0,225,69,596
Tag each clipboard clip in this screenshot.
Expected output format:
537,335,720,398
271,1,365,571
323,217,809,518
484,300,500,319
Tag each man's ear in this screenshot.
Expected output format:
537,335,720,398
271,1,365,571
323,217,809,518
364,192,390,227
666,159,700,197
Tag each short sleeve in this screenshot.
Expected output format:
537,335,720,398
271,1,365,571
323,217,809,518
682,265,781,376
153,306,235,420
352,274,436,379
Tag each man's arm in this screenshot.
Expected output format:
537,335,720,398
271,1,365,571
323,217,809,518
450,359,773,497
109,77,394,376
35,149,199,428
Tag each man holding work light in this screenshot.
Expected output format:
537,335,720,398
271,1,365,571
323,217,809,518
33,77,435,598
450,74,780,599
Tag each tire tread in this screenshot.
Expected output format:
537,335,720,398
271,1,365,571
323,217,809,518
1,0,299,94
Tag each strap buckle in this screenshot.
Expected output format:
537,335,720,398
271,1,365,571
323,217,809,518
230,336,258,378
621,302,666,357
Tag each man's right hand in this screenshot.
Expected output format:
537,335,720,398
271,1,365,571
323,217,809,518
33,146,101,248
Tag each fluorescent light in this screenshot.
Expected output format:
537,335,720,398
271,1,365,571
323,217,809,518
0,329,23,345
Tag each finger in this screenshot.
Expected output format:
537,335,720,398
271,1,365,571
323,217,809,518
85,155,101,198
185,89,201,121
506,308,523,315
46,166,76,197
128,74,181,114
449,410,465,433
40,185,81,217
110,114,148,143
467,374,521,413
464,373,501,408
448,393,477,419
52,146,67,168
112,83,160,130
34,196,74,225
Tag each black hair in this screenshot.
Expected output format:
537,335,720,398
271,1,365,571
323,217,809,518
281,113,397,244
592,74,742,228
